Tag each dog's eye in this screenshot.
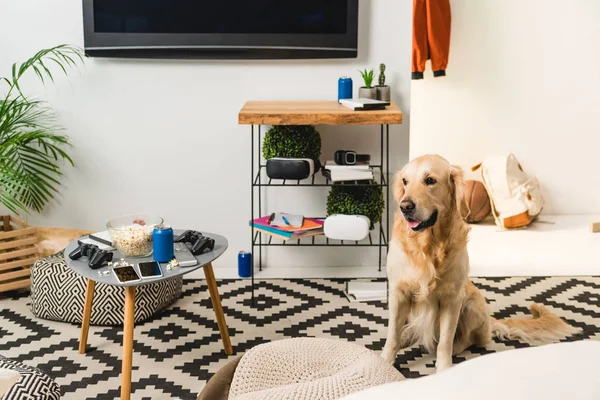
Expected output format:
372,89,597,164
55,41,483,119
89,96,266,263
425,177,436,185
402,178,407,185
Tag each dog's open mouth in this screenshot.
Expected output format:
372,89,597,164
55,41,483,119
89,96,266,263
405,211,438,232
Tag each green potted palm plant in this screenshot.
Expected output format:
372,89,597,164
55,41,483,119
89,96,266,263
0,45,84,216
358,68,377,99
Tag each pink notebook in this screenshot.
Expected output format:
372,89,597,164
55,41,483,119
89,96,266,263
251,215,324,233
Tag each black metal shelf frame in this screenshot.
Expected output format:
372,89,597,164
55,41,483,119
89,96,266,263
250,124,391,301
253,165,388,187
252,223,388,247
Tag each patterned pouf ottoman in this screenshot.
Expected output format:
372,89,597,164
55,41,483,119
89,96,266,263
199,338,404,400
0,355,62,400
30,253,182,325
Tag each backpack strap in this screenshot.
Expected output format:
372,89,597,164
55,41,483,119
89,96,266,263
474,161,503,228
486,190,503,227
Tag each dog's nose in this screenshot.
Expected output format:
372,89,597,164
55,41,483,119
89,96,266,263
400,200,416,214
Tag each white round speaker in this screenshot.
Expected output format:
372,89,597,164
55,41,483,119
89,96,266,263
324,214,370,241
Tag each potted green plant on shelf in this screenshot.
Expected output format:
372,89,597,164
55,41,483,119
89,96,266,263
326,182,385,229
263,125,321,161
262,125,322,179
0,45,84,215
358,68,377,99
376,63,391,101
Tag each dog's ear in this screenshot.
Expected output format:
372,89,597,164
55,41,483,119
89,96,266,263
393,171,405,204
450,165,470,219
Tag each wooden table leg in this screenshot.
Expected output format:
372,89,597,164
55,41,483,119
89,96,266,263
204,262,233,355
121,286,136,400
79,279,96,354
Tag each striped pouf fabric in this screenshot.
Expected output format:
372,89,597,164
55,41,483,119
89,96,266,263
30,252,182,326
0,355,62,400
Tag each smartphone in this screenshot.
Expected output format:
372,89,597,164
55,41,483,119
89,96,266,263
113,265,141,284
138,261,163,279
174,242,198,267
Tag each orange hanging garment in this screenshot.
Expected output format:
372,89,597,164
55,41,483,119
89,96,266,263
412,0,451,79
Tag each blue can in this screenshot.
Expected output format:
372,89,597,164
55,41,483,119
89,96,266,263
338,76,353,101
153,225,174,262
238,251,252,278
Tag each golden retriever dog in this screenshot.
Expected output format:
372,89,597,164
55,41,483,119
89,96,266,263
381,154,580,371
36,227,94,257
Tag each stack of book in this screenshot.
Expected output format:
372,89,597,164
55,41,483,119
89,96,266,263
344,281,387,303
249,214,324,241
322,160,373,182
339,98,390,111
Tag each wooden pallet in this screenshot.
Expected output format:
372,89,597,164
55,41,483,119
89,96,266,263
0,215,38,293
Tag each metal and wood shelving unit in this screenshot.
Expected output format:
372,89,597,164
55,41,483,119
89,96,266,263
238,101,403,298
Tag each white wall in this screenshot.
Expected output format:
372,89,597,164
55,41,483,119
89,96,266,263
0,0,412,276
410,0,600,214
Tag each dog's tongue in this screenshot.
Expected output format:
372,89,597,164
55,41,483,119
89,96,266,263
407,219,421,229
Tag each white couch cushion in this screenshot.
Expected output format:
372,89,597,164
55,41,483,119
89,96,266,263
0,368,21,398
341,341,600,400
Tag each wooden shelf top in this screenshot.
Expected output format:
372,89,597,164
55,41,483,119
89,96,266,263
238,100,403,125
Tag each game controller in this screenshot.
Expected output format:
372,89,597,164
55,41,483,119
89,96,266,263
69,243,114,269
173,230,215,255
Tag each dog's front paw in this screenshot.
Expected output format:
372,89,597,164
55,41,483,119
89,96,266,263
381,348,397,364
435,358,452,372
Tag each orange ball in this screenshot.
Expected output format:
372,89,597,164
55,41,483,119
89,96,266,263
464,180,491,223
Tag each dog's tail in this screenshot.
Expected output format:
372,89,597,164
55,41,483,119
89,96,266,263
491,303,581,345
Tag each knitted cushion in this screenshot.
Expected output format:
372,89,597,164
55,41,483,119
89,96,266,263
228,338,404,400
0,355,61,400
30,253,182,326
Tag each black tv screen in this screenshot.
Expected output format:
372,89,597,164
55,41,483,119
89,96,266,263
83,0,358,59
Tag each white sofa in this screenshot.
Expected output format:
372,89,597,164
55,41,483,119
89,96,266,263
341,341,600,400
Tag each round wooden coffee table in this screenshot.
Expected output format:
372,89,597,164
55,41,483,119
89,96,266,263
64,230,231,400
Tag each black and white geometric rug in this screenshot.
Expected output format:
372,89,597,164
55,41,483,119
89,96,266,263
0,277,599,399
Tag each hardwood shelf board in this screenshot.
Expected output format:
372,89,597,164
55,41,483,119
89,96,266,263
0,247,36,262
0,257,37,272
0,236,37,251
0,227,36,241
1,267,31,282
0,278,30,292
238,100,402,126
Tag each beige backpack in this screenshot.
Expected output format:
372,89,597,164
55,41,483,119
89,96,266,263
472,154,543,229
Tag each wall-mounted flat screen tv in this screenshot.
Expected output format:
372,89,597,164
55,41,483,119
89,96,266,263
82,0,359,59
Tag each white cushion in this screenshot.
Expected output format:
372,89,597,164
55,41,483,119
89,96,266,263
0,368,21,398
341,341,600,400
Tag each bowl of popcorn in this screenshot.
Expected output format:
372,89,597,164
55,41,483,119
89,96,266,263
106,215,164,257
